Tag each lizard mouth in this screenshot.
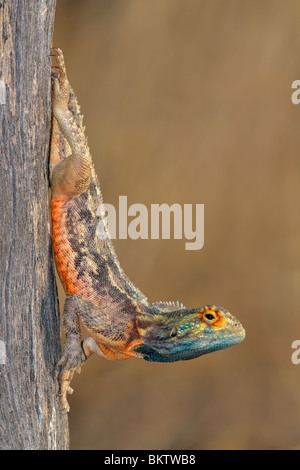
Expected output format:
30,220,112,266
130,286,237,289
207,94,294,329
237,323,246,339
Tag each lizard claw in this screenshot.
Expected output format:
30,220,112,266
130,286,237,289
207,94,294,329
50,47,70,103
50,47,65,63
50,47,62,56
58,376,72,414
57,343,86,413
51,65,64,81
57,369,76,414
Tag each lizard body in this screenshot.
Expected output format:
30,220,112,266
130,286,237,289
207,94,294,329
50,49,245,412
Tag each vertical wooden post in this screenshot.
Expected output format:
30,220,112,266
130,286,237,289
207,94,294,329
0,0,69,449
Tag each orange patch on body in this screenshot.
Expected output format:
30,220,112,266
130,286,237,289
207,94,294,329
98,343,135,360
51,198,101,300
51,198,85,296
93,330,142,360
126,338,142,351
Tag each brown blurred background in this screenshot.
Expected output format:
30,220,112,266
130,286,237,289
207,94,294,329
54,0,300,450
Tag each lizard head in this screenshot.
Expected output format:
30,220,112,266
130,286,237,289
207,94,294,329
133,303,245,362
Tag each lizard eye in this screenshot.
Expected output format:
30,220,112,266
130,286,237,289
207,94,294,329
170,327,178,338
203,312,217,324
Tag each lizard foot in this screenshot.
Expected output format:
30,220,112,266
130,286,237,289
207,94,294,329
50,47,71,106
50,47,66,76
58,370,74,414
57,343,86,413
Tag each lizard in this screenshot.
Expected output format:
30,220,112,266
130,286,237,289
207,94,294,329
50,48,245,413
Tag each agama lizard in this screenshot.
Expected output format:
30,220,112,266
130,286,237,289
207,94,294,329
50,48,245,412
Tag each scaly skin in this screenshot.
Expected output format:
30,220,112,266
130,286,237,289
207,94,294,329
50,48,245,412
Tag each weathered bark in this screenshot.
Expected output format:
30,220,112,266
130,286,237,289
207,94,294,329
0,0,69,449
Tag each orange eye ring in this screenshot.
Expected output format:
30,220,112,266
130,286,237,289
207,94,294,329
200,309,224,327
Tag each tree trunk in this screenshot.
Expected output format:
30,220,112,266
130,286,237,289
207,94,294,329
0,0,69,449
